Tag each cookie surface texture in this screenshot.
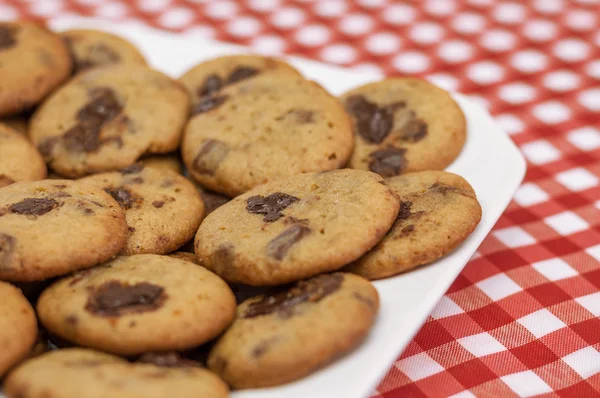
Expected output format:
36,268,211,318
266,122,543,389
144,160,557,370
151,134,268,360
0,281,37,377
4,348,229,398
345,171,482,279
0,180,128,281
79,165,204,254
207,272,378,388
37,254,236,355
195,169,400,285
29,65,189,177
0,123,46,187
182,71,354,196
0,22,72,116
61,29,147,73
341,78,466,176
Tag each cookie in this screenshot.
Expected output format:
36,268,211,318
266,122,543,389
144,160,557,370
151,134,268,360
0,123,46,187
345,171,482,279
79,164,204,255
37,254,236,355
179,54,301,109
182,71,354,196
0,281,37,376
208,272,378,388
0,21,72,116
198,187,230,215
0,179,128,281
61,29,147,74
29,64,190,177
341,78,466,177
195,169,400,285
4,348,229,398
140,153,183,174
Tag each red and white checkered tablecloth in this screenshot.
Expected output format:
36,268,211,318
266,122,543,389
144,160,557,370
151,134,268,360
3,0,599,396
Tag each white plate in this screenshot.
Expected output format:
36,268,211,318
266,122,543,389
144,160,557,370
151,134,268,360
4,17,527,398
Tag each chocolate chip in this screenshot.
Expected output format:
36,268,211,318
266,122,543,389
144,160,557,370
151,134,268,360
246,192,299,222
0,25,17,50
345,95,404,144
197,74,223,97
65,315,79,326
193,139,230,175
10,198,60,216
120,163,144,175
400,225,415,236
397,201,412,221
74,43,121,71
104,187,142,210
128,226,136,233
199,189,230,215
85,280,166,317
0,233,16,269
368,147,407,177
209,243,235,275
37,137,59,160
192,95,228,115
0,174,14,188
266,224,311,260
428,182,471,197
283,216,309,225
399,112,428,142
276,109,315,124
63,88,123,153
152,201,164,208
242,273,343,318
227,66,259,84
137,352,202,368
251,337,281,358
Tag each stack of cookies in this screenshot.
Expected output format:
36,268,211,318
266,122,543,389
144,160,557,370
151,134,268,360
0,21,482,397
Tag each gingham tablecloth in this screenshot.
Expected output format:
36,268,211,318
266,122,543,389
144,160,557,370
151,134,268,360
2,0,599,396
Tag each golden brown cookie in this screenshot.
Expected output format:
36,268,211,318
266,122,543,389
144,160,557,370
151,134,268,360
37,254,236,356
4,348,229,398
0,21,72,116
182,71,354,196
345,171,482,279
341,78,466,176
0,281,37,377
0,123,46,188
195,169,400,285
61,29,147,74
79,164,205,255
29,65,190,177
208,272,379,388
0,180,128,281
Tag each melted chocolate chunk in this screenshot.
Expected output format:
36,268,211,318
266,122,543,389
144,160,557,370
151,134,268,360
368,147,407,177
227,66,259,84
242,273,343,318
246,192,299,222
10,198,59,216
74,43,121,71
37,137,60,160
152,201,164,208
266,224,311,260
192,95,228,115
197,74,223,97
137,352,202,368
63,88,123,153
199,190,230,215
397,201,412,221
400,225,415,236
104,187,141,210
193,139,230,175
0,233,16,269
120,163,144,175
399,112,428,142
0,25,17,50
428,182,472,197
345,95,403,144
85,281,166,317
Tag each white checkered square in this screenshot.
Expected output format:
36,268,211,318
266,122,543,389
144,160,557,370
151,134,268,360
575,292,600,317
457,332,507,356
521,140,562,165
431,296,465,319
476,273,523,301
517,309,567,338
544,211,589,235
513,182,550,206
532,101,571,124
586,244,600,262
396,352,445,381
532,258,578,281
567,126,600,151
501,371,553,397
556,167,599,191
493,226,537,248
562,347,600,379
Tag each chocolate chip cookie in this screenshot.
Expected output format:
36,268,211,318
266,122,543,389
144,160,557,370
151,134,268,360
61,29,147,74
0,21,72,116
140,154,183,174
0,180,127,281
29,64,190,177
207,272,379,388
79,164,204,255
37,254,236,355
179,54,301,109
4,348,229,398
195,169,400,285
182,70,354,196
0,123,46,188
0,281,37,377
345,171,482,279
341,78,466,177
